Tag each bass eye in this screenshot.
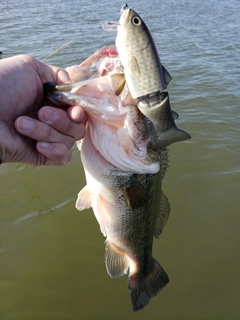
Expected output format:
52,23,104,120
132,16,141,26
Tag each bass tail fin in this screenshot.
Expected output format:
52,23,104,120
128,259,169,311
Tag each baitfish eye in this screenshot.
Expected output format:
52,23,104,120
131,16,141,26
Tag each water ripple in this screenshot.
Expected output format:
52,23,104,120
14,198,75,225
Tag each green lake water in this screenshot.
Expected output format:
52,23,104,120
0,0,240,319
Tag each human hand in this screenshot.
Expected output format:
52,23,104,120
0,55,86,166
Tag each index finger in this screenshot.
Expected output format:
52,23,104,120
38,106,86,141
67,105,88,123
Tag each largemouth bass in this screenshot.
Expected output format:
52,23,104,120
44,46,170,311
115,6,191,147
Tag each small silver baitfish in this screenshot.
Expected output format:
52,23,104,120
115,6,191,147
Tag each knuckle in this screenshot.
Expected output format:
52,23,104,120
40,124,52,140
64,119,74,133
72,123,86,141
66,137,75,149
50,144,72,165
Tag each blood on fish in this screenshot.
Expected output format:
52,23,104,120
99,46,118,57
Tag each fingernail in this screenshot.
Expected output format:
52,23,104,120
38,142,51,149
40,107,56,124
18,118,35,132
57,69,71,83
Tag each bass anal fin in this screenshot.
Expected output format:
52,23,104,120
105,241,129,278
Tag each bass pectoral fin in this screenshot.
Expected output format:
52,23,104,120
75,186,93,211
128,56,140,76
122,176,146,210
105,241,129,278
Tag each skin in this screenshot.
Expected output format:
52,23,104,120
0,54,86,166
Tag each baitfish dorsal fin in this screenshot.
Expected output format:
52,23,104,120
105,241,129,278
154,191,170,239
172,110,179,120
162,64,172,86
128,56,140,76
122,176,146,210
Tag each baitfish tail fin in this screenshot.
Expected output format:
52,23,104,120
138,91,191,147
157,127,191,148
128,259,169,311
105,241,129,278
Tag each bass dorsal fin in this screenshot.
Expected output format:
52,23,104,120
154,191,170,238
122,176,146,210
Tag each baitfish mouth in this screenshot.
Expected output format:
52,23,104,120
121,3,129,11
103,3,129,31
